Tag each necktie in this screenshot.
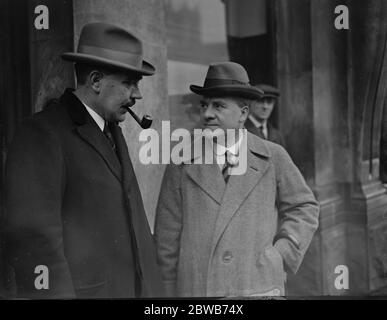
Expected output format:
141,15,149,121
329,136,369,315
103,122,116,151
257,125,265,139
222,151,235,183
222,163,230,183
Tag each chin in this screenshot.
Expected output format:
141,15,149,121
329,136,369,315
204,128,226,139
115,114,126,122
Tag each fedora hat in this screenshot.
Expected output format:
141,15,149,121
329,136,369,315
62,23,155,76
254,84,280,98
190,62,263,99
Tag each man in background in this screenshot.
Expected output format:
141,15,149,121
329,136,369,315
245,84,285,146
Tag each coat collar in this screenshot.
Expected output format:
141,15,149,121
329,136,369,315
184,131,271,205
61,88,89,126
245,118,276,141
209,132,271,254
61,89,122,183
183,131,272,259
246,130,271,158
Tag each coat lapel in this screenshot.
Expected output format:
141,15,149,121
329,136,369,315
111,123,144,263
110,124,135,193
210,132,272,253
245,118,261,138
76,124,122,183
185,163,225,205
183,136,226,205
62,89,122,183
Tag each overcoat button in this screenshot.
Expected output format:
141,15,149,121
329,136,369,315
222,251,233,263
273,288,281,296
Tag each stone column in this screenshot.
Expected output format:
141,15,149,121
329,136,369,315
275,0,387,295
347,0,387,295
275,0,320,295
309,0,351,296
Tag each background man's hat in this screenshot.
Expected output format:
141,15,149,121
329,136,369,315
254,84,280,98
190,62,263,99
62,22,155,76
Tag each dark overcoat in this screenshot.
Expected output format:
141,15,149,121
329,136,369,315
4,89,164,298
245,118,285,147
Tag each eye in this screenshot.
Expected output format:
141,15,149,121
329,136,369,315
200,101,208,109
214,103,225,109
123,80,139,87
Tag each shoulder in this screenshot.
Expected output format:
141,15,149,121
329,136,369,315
9,100,70,153
247,131,287,159
251,135,294,170
268,123,280,133
244,118,255,130
32,99,69,126
266,140,288,158
18,99,71,136
269,142,294,170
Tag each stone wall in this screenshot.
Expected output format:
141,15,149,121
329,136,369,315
29,0,74,113
276,0,387,295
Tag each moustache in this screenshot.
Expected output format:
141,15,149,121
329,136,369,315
122,100,135,109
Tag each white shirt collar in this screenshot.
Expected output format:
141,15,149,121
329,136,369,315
248,115,266,129
214,130,245,157
248,115,268,139
213,130,246,170
83,102,105,131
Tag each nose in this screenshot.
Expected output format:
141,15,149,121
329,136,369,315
131,85,142,100
203,105,215,119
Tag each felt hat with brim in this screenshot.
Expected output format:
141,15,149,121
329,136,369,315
190,62,263,99
254,84,280,98
62,22,155,76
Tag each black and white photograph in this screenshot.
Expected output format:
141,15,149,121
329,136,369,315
0,0,386,306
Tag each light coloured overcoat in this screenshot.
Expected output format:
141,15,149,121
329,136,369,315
155,132,319,297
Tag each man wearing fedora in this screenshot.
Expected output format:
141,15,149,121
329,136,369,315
4,23,163,298
245,84,285,146
154,62,319,297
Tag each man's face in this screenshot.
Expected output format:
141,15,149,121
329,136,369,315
95,72,142,122
250,97,275,122
199,96,248,132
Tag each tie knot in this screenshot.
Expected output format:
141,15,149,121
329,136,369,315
103,122,116,151
225,151,239,167
222,151,238,183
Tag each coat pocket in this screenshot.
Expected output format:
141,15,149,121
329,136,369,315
74,280,108,299
270,245,287,283
255,245,286,287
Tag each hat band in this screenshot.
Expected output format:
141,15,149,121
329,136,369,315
203,78,250,87
78,45,142,69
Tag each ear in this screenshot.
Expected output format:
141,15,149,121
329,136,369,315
240,105,249,122
89,70,104,93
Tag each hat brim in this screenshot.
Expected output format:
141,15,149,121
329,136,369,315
262,93,280,98
61,52,155,76
190,84,263,100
